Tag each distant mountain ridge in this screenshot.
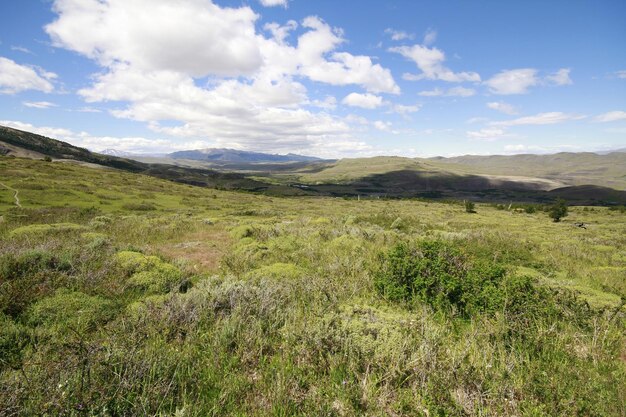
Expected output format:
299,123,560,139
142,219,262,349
168,148,322,163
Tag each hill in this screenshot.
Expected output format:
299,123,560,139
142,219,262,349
169,148,322,164
3,124,626,204
428,152,626,190
0,125,305,195
0,155,624,415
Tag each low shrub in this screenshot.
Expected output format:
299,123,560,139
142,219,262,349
375,240,552,317
27,289,114,334
116,251,183,294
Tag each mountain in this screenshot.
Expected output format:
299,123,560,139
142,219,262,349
168,148,322,164
0,125,300,194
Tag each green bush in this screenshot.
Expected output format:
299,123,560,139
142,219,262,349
0,313,31,370
549,198,568,222
116,251,183,294
27,289,113,334
375,240,550,317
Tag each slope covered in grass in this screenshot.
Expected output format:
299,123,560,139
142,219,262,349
1,156,625,416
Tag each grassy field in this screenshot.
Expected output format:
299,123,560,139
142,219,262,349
1,156,625,416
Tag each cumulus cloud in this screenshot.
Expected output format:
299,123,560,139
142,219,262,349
484,69,538,95
44,1,400,154
22,101,58,109
46,0,263,77
0,57,56,94
391,43,480,83
486,101,517,115
418,86,475,97
342,93,384,109
491,112,585,127
594,111,626,122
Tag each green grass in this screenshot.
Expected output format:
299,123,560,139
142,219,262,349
0,156,625,416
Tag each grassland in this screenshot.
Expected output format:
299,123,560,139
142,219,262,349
1,156,625,416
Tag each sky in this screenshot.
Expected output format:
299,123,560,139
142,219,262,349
0,0,625,158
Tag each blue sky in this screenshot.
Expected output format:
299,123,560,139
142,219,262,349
0,0,625,157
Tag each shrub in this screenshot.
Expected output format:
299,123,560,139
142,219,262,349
9,222,85,237
375,240,549,317
464,200,476,213
116,251,183,294
0,313,31,370
27,289,113,334
121,202,157,211
244,262,306,281
549,198,568,222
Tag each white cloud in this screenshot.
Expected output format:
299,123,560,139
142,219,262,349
466,128,508,141
45,1,400,155
391,44,480,83
594,111,626,123
0,57,56,94
418,86,475,97
310,95,337,110
342,92,384,109
484,69,538,95
373,120,392,131
23,101,58,109
491,112,585,127
423,28,437,46
46,0,263,78
384,28,413,41
614,70,626,79
392,103,421,114
486,101,517,115
259,0,288,7
546,68,572,86
11,46,33,54
503,144,582,154
1,120,74,139
485,68,572,94
76,106,102,113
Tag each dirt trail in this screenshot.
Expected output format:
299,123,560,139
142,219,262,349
0,181,22,208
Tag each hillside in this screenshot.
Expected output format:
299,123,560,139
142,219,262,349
428,152,626,190
0,156,624,415
3,124,626,204
0,125,302,195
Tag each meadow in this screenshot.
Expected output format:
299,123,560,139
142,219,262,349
1,156,625,416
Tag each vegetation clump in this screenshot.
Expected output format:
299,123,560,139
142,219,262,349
375,240,550,317
116,251,183,294
549,198,569,222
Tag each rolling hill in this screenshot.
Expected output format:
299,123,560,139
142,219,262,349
2,124,626,204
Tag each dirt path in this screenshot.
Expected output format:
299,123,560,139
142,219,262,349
0,181,22,208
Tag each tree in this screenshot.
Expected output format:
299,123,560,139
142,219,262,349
464,200,476,213
549,199,568,222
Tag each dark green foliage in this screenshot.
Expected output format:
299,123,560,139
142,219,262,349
549,198,569,222
375,240,551,317
0,250,73,317
464,200,476,213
